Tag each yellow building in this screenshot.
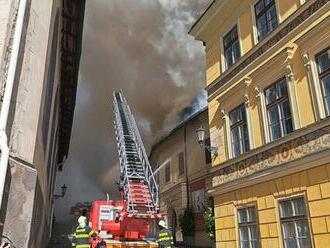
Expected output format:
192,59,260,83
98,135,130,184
190,0,330,247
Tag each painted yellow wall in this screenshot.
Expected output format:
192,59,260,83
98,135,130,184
208,99,226,166
278,0,300,21
291,47,316,127
206,40,221,86
238,8,254,55
206,14,330,166
214,164,330,248
191,0,330,246
202,0,307,86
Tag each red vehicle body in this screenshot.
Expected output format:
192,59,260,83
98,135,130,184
89,200,124,231
102,215,151,240
89,200,152,241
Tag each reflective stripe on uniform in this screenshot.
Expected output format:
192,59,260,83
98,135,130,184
157,229,174,248
75,234,89,239
73,227,91,246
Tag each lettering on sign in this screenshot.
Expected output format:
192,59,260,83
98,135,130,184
213,127,330,187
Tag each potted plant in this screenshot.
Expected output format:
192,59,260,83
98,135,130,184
179,208,195,247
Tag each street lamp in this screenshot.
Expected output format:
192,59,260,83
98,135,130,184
196,126,218,157
54,184,67,199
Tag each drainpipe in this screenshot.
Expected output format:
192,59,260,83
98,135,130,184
184,125,189,208
0,0,27,208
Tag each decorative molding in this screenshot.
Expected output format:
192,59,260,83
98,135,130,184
285,63,294,81
285,47,294,60
254,86,261,98
212,125,330,187
302,52,311,69
301,51,321,121
243,94,250,107
242,77,252,88
220,109,227,120
207,0,329,98
285,61,301,129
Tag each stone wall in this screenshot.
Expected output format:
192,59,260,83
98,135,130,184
0,0,63,247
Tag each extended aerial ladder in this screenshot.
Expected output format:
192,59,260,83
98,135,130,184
89,91,160,241
112,91,159,217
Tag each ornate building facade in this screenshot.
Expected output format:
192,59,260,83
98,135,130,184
149,109,213,247
190,0,330,247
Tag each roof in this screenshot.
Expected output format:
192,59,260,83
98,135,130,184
58,0,86,168
188,0,215,35
149,107,208,158
189,0,231,40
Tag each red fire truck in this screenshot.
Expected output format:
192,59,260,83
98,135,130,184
88,92,161,247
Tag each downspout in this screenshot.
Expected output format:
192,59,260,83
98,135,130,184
0,0,27,207
184,125,189,208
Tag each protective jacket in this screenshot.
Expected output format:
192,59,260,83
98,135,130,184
72,226,93,248
156,228,174,248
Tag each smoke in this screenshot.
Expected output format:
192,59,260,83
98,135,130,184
55,0,210,222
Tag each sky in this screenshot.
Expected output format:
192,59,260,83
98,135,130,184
55,0,211,222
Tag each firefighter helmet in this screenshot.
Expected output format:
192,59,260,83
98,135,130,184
158,219,167,228
78,216,87,228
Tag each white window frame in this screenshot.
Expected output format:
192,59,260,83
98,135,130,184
220,21,242,73
245,98,255,149
277,195,312,248
264,78,294,141
221,109,233,159
311,48,330,119
237,205,260,248
251,0,281,44
229,103,250,158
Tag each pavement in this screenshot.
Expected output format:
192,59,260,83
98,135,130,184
47,222,73,248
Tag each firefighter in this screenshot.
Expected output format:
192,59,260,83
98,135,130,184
72,216,93,248
156,220,174,248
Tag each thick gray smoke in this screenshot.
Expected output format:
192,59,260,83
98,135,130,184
55,0,211,222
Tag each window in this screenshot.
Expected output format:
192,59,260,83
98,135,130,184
223,25,241,69
229,104,250,158
165,162,170,183
316,48,330,116
265,78,293,141
279,197,311,248
204,138,212,164
254,0,278,41
238,206,259,248
178,152,185,176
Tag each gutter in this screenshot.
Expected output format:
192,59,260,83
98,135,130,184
0,0,27,207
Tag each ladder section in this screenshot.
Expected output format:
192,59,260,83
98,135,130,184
113,91,159,215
